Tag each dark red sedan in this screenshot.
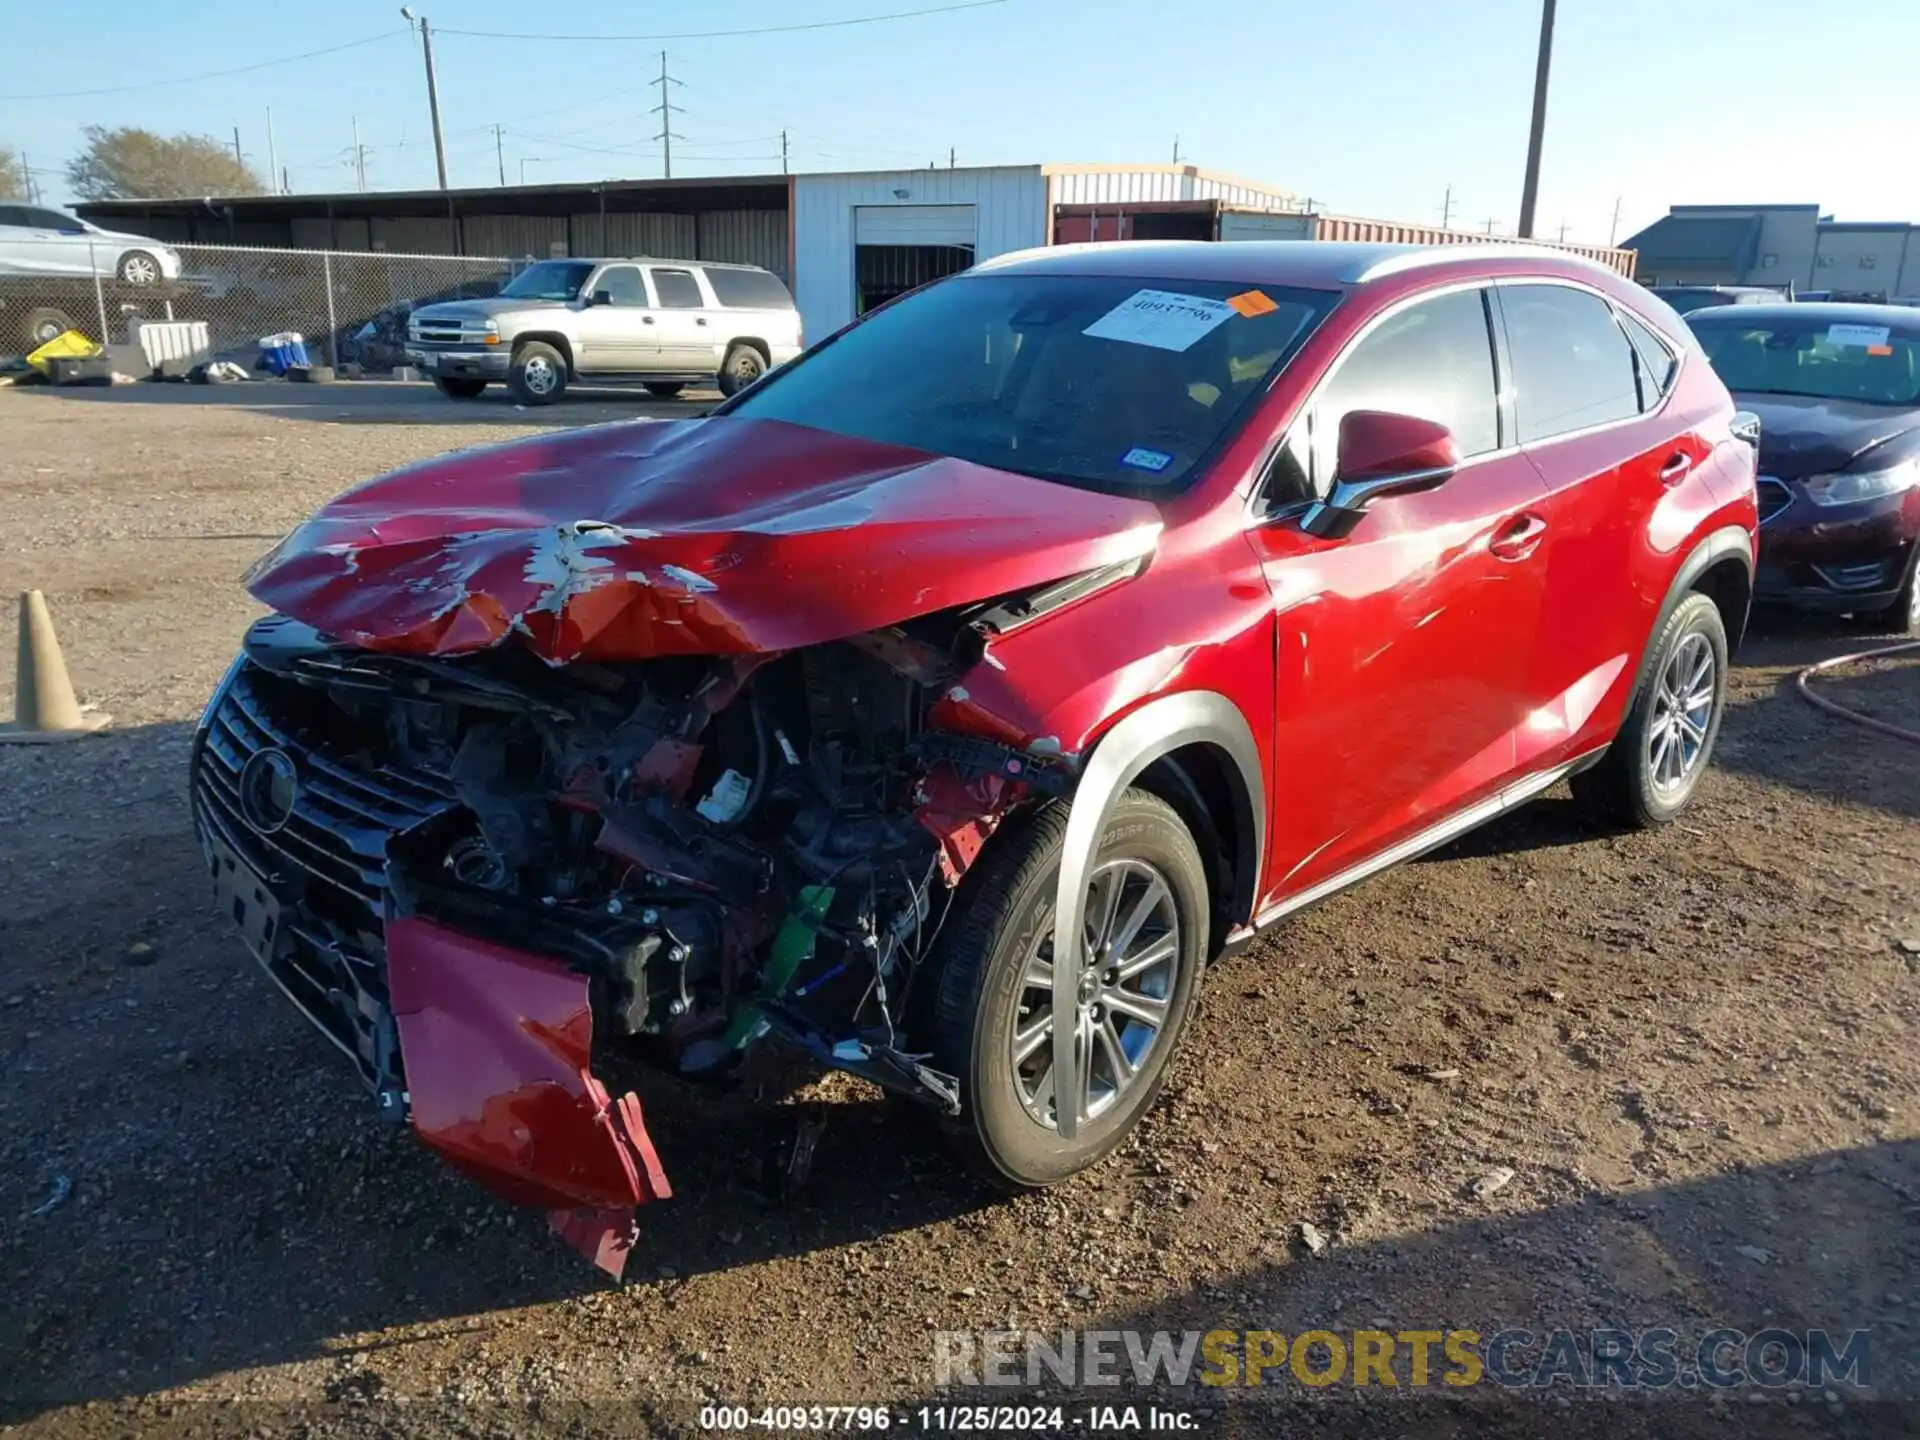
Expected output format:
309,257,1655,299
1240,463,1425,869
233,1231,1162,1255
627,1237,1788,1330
195,241,1759,1275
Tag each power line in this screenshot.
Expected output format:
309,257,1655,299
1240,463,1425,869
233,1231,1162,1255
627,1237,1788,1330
0,30,404,102
435,0,1007,43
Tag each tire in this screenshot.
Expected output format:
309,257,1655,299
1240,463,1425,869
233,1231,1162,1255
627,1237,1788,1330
508,341,568,405
917,788,1208,1189
643,381,686,398
23,306,78,349
717,343,767,397
1572,592,1730,829
434,376,488,400
117,250,163,286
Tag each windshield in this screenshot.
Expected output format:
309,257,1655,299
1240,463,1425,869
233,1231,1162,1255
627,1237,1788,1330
720,273,1337,494
499,260,593,302
1692,313,1920,406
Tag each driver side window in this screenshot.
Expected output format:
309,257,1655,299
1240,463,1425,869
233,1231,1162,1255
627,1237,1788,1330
594,266,647,307
1266,287,1501,504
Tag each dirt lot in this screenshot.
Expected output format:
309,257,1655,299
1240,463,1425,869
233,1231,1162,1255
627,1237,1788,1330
1,382,1917,1439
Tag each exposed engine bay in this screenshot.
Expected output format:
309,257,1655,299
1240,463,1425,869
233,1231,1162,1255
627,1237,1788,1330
195,607,1081,1271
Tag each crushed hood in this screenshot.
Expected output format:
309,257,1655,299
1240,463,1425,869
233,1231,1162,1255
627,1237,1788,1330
247,417,1163,663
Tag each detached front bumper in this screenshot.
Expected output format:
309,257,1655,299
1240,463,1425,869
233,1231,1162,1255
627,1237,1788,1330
190,657,671,1276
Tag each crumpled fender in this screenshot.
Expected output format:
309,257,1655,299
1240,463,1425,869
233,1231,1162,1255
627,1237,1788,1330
384,915,670,1278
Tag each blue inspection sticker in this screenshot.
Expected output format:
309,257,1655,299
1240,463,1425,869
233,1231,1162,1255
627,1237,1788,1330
1120,446,1174,473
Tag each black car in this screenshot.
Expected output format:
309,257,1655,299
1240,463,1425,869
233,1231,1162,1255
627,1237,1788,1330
1687,302,1920,631
1648,284,1791,316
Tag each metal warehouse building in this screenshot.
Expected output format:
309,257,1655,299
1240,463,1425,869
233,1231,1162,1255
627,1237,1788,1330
79,161,1634,343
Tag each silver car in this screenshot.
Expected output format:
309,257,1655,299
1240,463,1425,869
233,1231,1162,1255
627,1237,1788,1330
406,257,803,405
0,204,182,285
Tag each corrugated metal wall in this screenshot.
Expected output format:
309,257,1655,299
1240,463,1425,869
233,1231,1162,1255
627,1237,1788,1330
694,210,789,276
1307,214,1638,277
461,214,569,259
1048,167,1298,211
290,217,370,251
791,166,1045,339
567,212,698,258
370,216,457,253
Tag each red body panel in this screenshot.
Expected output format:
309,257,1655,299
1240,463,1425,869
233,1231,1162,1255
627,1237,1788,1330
246,417,1161,663
385,915,670,1277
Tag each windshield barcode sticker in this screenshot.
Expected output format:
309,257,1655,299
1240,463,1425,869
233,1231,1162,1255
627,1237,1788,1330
1826,323,1892,348
1084,289,1237,352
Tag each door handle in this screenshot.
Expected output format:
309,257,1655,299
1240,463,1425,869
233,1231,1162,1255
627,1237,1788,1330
1489,512,1548,562
695,317,708,326
642,316,655,324
1659,452,1693,486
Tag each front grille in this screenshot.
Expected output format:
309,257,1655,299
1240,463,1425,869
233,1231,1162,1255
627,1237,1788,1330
193,662,458,1091
410,329,483,347
1756,476,1793,524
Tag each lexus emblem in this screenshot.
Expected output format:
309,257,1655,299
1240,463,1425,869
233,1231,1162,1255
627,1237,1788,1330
238,748,299,834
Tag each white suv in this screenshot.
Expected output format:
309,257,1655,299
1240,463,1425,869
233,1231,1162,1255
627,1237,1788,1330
0,204,182,285
406,257,803,405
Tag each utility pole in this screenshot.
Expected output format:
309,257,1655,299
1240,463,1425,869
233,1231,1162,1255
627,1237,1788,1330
401,8,450,190
19,151,31,204
1171,135,1181,164
232,126,244,167
266,108,279,193
1483,217,1498,235
1608,195,1623,246
1441,183,1455,230
780,129,789,174
494,124,507,186
282,166,291,194
949,146,956,169
352,116,368,193
650,51,684,179
1557,221,1569,243
1516,0,1556,238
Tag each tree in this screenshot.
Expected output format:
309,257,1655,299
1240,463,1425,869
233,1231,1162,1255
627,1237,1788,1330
0,146,23,201
65,125,264,201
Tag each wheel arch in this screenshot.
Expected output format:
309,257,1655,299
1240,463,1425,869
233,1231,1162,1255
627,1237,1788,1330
1634,525,1753,701
510,331,575,373
1047,690,1264,1138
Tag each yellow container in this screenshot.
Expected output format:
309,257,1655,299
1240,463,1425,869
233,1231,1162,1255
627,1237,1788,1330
25,330,101,373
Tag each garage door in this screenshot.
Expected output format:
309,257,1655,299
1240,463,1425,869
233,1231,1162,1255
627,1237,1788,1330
853,204,977,247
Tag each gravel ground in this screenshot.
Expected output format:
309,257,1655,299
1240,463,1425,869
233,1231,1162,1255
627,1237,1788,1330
1,382,1917,1439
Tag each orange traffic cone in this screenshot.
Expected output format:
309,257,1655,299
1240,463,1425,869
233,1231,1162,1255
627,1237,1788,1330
1,591,111,742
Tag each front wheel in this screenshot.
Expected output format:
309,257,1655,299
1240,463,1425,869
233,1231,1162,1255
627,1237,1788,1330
1865,554,1920,636
508,341,567,405
434,376,488,400
117,250,163,285
717,343,767,397
918,789,1208,1189
1572,592,1729,828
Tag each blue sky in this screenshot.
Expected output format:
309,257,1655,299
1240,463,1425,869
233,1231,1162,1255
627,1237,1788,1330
5,0,1914,244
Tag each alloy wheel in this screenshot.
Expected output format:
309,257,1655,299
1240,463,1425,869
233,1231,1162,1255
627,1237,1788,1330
521,356,557,395
121,255,159,285
1011,858,1182,1132
1647,631,1716,794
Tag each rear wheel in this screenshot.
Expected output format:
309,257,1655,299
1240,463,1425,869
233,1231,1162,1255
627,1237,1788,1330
117,250,163,285
717,343,766,397
508,341,567,405
1572,592,1729,829
433,376,488,400
643,381,686,398
917,789,1208,1189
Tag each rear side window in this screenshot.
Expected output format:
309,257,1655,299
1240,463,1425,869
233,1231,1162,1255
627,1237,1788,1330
1619,311,1678,412
650,268,705,309
1501,285,1642,442
0,206,29,227
1306,287,1501,489
706,267,794,310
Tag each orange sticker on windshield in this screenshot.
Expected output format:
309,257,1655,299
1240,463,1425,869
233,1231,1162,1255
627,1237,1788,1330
1868,344,1894,356
1227,289,1279,317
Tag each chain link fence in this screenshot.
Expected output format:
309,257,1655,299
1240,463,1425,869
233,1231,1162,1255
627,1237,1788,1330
0,241,527,373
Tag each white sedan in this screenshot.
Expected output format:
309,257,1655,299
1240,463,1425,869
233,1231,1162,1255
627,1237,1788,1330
0,203,182,285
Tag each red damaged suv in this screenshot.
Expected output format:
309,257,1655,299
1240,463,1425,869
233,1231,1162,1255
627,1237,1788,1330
195,242,1759,1275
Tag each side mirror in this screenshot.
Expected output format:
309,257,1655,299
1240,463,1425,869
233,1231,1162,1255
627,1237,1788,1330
589,290,612,308
1299,410,1459,540
1730,410,1761,450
